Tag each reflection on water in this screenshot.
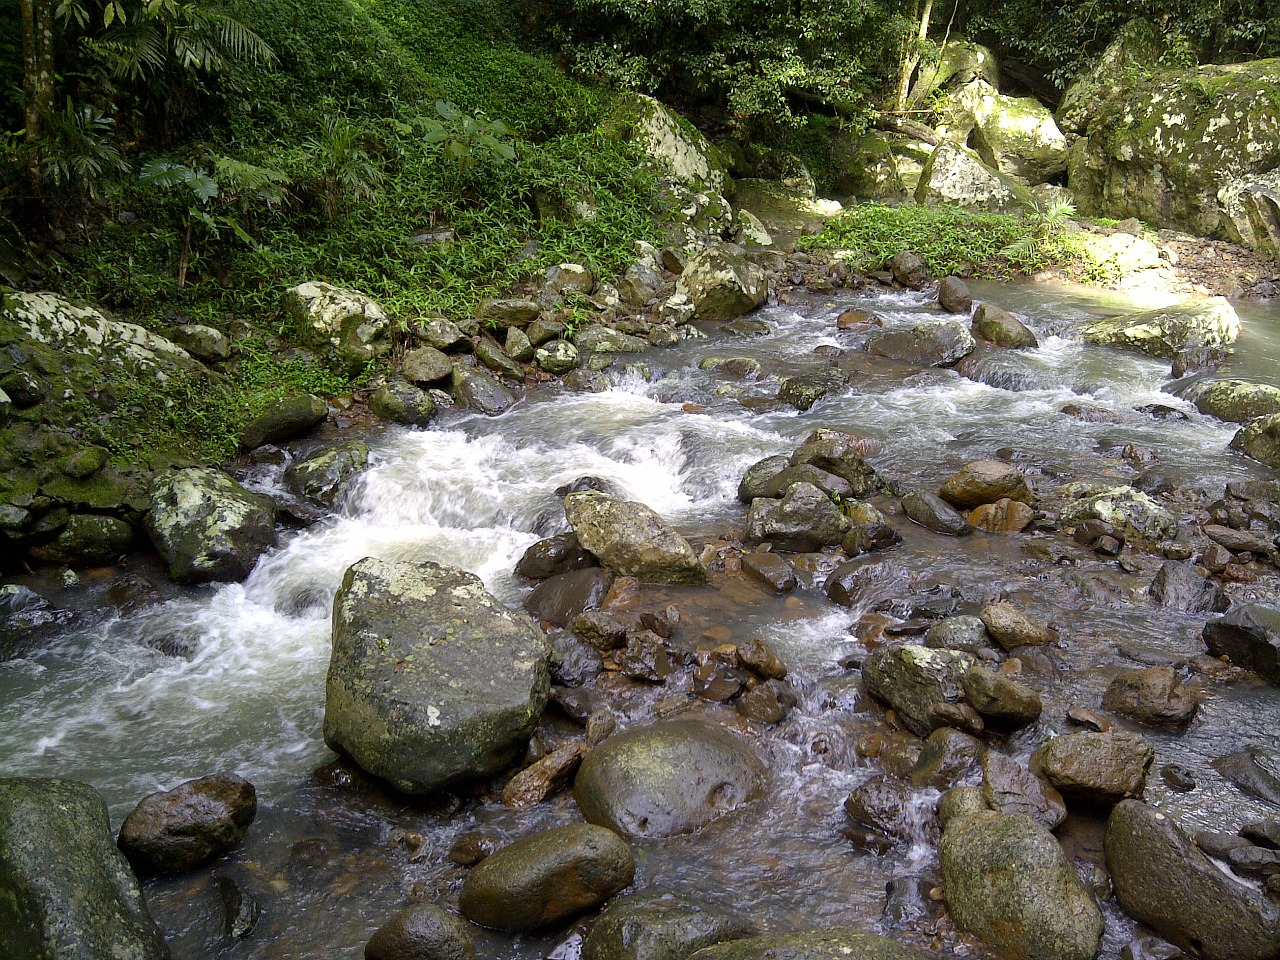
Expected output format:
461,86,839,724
2,281,1280,958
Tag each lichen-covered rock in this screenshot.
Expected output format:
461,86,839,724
830,131,935,200
1231,413,1280,469
402,346,454,384
475,337,525,380
1082,297,1239,358
1219,169,1280,259
789,430,881,496
146,467,276,583
744,482,850,552
574,326,650,355
1057,20,1168,136
1181,379,1280,423
940,806,1103,960
1107,800,1280,960
677,247,769,322
861,644,974,737
610,94,728,193
239,394,327,449
371,379,437,427
543,263,596,299
688,928,933,960
971,303,1038,348
563,491,705,584
458,823,634,932
449,364,516,416
117,773,256,874
0,777,169,960
283,440,369,509
323,558,551,794
170,323,230,362
914,144,1034,212
1066,56,1280,240
575,720,766,838
865,320,976,367
937,79,1068,185
28,514,134,566
535,340,580,374
283,282,391,374
581,891,757,960
908,39,1000,108
1060,485,1178,541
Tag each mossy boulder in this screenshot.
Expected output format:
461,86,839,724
370,379,438,427
563,491,705,584
1058,20,1169,136
1232,412,1280,468
282,440,369,509
914,144,1034,212
940,807,1103,960
687,929,933,960
283,281,391,375
936,80,1068,185
239,394,327,450
28,514,134,566
908,38,1000,108
676,247,769,322
1066,56,1280,240
581,891,757,960
1181,379,1280,423
458,823,634,932
829,132,935,200
1219,169,1280,259
449,364,516,416
323,558,551,795
575,719,767,838
861,644,974,737
145,467,277,583
0,777,169,960
608,94,728,194
1082,297,1239,358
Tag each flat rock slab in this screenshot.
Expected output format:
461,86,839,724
323,558,551,794
1083,297,1240,358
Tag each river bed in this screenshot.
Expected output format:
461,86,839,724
3,279,1280,959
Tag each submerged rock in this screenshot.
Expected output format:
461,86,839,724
564,491,705,584
323,558,551,794
459,823,634,932
581,891,757,960
1148,561,1228,614
865,321,976,367
1231,413,1280,470
940,800,1102,960
1212,748,1280,806
1107,799,1280,960
0,777,169,960
283,440,369,509
118,773,256,874
146,467,277,584
574,719,766,838
1082,298,1240,358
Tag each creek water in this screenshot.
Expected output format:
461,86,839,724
4,280,1280,958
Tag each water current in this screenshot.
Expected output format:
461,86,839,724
3,280,1280,958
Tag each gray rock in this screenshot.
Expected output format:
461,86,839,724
515,532,597,580
524,568,614,628
0,777,168,960
323,558,551,794
536,340,581,374
924,616,992,654
402,346,454,384
745,482,850,552
940,806,1103,960
574,326,650,355
1102,666,1199,728
505,327,535,362
171,323,231,362
1212,748,1280,806
889,251,928,287
981,751,1067,830
687,928,933,960
961,664,1042,728
574,719,766,838
527,318,568,347
28,514,134,566
909,727,985,791
902,490,971,535
1183,379,1280,423
789,430,880,496
741,551,797,592
581,891,756,960
239,394,327,449
479,298,542,328
844,775,928,842
1083,298,1240,358
939,460,1032,508
284,282,391,373
564,492,705,584
866,320,976,367
914,143,1034,212
1203,604,1280,684
365,903,476,960
1061,486,1178,541
1032,731,1153,805
777,371,845,411
1149,561,1228,614
146,467,276,584
459,823,633,932
370,379,437,427
1232,413,1280,470
283,440,370,508
861,644,974,737
450,364,516,415
938,277,973,313
1107,800,1280,960
676,247,769,322
414,317,468,351
475,337,525,380
117,773,256,874
971,303,1038,348
737,456,791,502
544,263,595,299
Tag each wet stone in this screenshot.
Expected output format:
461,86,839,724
981,751,1067,830
844,776,932,844
902,490,971,535
969,499,1035,533
735,679,796,724
961,664,1042,729
740,551,797,592
1102,666,1199,728
1149,561,1229,613
366,903,477,960
1202,605,1280,685
1161,763,1197,792
1212,748,1280,806
938,277,972,313
923,616,992,655
502,743,589,809
980,602,1054,650
909,727,985,791
1241,820,1280,850
580,891,757,960
515,532,598,581
1032,731,1153,807
693,662,747,702
118,773,257,875
524,568,615,629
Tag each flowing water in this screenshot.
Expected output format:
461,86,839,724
4,281,1280,958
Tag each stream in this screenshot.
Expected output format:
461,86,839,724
3,279,1280,958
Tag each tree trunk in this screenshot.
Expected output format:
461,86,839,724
893,0,935,114
20,0,56,191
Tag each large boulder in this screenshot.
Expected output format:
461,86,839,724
1066,56,1280,241
1106,799,1280,960
574,720,767,838
283,281,391,374
865,320,976,367
940,803,1103,960
1060,486,1177,541
914,144,1034,212
937,80,1069,185
238,394,327,450
1180,379,1280,424
458,823,634,932
830,131,935,200
908,39,1000,108
861,644,974,737
676,247,769,322
1057,20,1168,136
581,891,757,960
971,303,1038,349
1203,604,1280,684
610,94,728,193
1231,413,1280,469
323,558,551,794
117,773,257,874
744,482,850,551
563,491,705,584
145,467,277,583
370,379,437,427
687,929,933,960
1102,666,1199,728
1031,731,1153,805
1082,297,1240,358
1219,169,1280,259
0,777,169,960
789,430,881,496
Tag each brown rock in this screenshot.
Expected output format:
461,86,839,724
1103,666,1199,728
736,679,796,724
969,499,1035,533
118,773,256,874
1032,730,1154,805
981,752,1066,830
980,602,1054,649
939,461,1033,509
502,743,589,809
738,637,788,680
